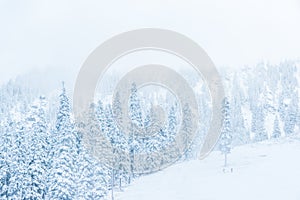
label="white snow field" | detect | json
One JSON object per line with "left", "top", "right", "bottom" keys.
{"left": 114, "top": 136, "right": 300, "bottom": 200}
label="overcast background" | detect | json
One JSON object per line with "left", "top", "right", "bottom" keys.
{"left": 0, "top": 0, "right": 299, "bottom": 84}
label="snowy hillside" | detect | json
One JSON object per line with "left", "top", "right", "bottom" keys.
{"left": 115, "top": 135, "right": 300, "bottom": 200}
{"left": 1, "top": 60, "right": 300, "bottom": 199}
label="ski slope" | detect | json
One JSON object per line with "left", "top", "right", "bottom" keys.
{"left": 114, "top": 136, "right": 300, "bottom": 200}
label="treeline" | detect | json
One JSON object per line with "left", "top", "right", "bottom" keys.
{"left": 0, "top": 82, "right": 184, "bottom": 199}
{"left": 0, "top": 60, "right": 299, "bottom": 199}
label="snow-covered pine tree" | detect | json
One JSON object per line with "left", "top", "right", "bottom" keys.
{"left": 219, "top": 97, "right": 232, "bottom": 167}
{"left": 23, "top": 96, "right": 49, "bottom": 199}
{"left": 143, "top": 111, "right": 152, "bottom": 135}
{"left": 251, "top": 107, "right": 268, "bottom": 142}
{"left": 80, "top": 103, "right": 113, "bottom": 197}
{"left": 278, "top": 94, "right": 287, "bottom": 124}
{"left": 284, "top": 92, "right": 298, "bottom": 135}
{"left": 182, "top": 103, "right": 193, "bottom": 160}
{"left": 167, "top": 105, "right": 177, "bottom": 140}
{"left": 129, "top": 83, "right": 143, "bottom": 128}
{"left": 272, "top": 116, "right": 281, "bottom": 138}
{"left": 297, "top": 108, "right": 300, "bottom": 132}
{"left": 103, "top": 104, "right": 120, "bottom": 196}
{"left": 231, "top": 74, "right": 249, "bottom": 145}
{"left": 144, "top": 105, "right": 163, "bottom": 138}
{"left": 112, "top": 133, "right": 130, "bottom": 191}
{"left": 113, "top": 92, "right": 123, "bottom": 126}
{"left": 47, "top": 83, "right": 78, "bottom": 199}
{"left": 9, "top": 120, "right": 29, "bottom": 199}
{"left": 96, "top": 100, "right": 107, "bottom": 133}
{"left": 76, "top": 150, "right": 109, "bottom": 199}
{"left": 104, "top": 105, "right": 130, "bottom": 190}
{"left": 76, "top": 104, "right": 111, "bottom": 199}
{"left": 128, "top": 83, "right": 143, "bottom": 180}
{"left": 0, "top": 118, "right": 14, "bottom": 199}
{"left": 141, "top": 106, "right": 163, "bottom": 173}
{"left": 84, "top": 103, "right": 112, "bottom": 167}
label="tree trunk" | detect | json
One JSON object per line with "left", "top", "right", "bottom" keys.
{"left": 111, "top": 169, "right": 114, "bottom": 200}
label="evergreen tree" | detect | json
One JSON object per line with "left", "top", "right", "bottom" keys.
{"left": 113, "top": 92, "right": 123, "bottom": 126}
{"left": 182, "top": 103, "right": 193, "bottom": 160}
{"left": 105, "top": 105, "right": 130, "bottom": 190}
{"left": 251, "top": 107, "right": 268, "bottom": 142}
{"left": 272, "top": 116, "right": 281, "bottom": 138}
{"left": 24, "top": 96, "right": 48, "bottom": 199}
{"left": 284, "top": 93, "right": 298, "bottom": 135}
{"left": 129, "top": 83, "right": 143, "bottom": 128}
{"left": 9, "top": 121, "right": 29, "bottom": 199}
{"left": 219, "top": 97, "right": 232, "bottom": 167}
{"left": 84, "top": 103, "right": 112, "bottom": 166}
{"left": 47, "top": 83, "right": 78, "bottom": 199}
{"left": 167, "top": 105, "right": 177, "bottom": 140}
{"left": 128, "top": 83, "right": 143, "bottom": 180}
{"left": 231, "top": 74, "right": 249, "bottom": 145}
{"left": 76, "top": 142, "right": 109, "bottom": 199}
{"left": 0, "top": 118, "right": 14, "bottom": 199}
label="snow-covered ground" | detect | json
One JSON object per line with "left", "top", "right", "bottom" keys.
{"left": 114, "top": 135, "right": 300, "bottom": 200}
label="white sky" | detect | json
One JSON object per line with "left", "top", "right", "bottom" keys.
{"left": 0, "top": 0, "right": 299, "bottom": 84}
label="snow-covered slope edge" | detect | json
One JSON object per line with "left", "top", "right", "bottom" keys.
{"left": 114, "top": 135, "right": 300, "bottom": 200}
